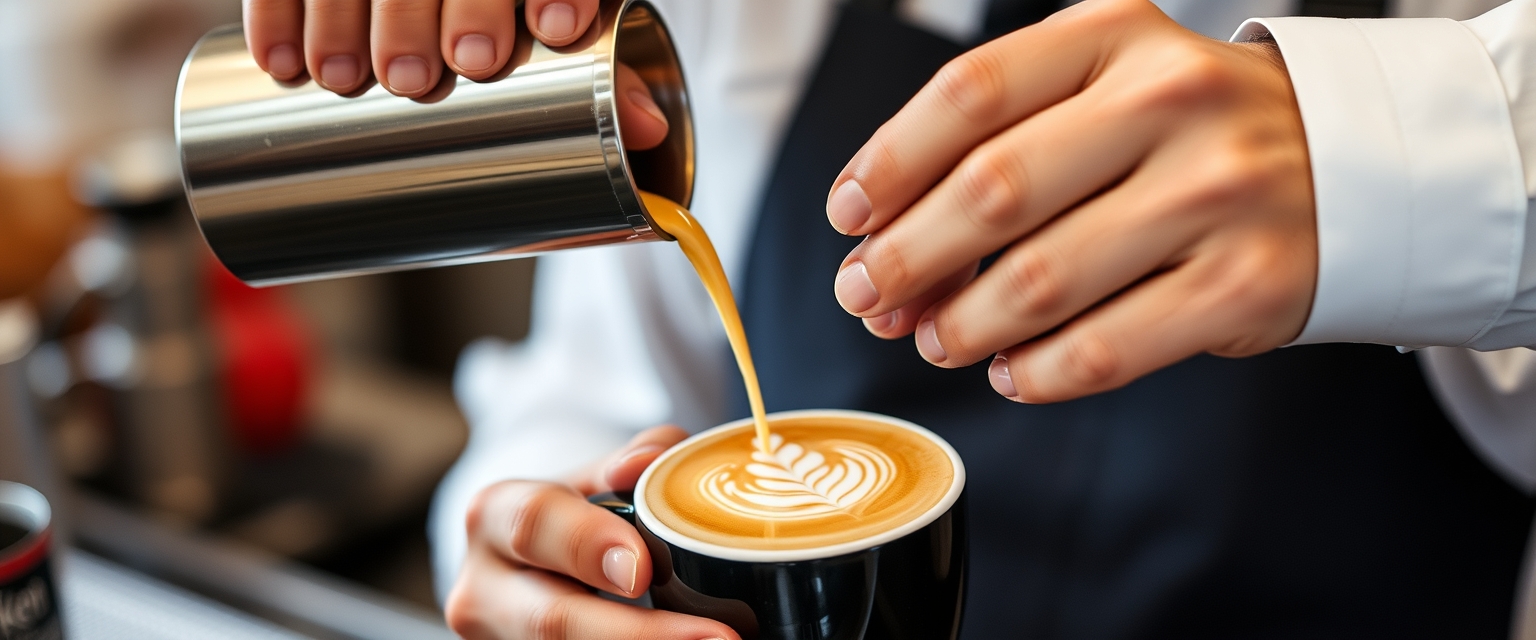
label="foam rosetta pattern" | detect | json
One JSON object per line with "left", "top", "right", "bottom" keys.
{"left": 644, "top": 414, "right": 956, "bottom": 551}
{"left": 701, "top": 434, "right": 895, "bottom": 520}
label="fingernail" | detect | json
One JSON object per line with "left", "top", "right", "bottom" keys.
{"left": 990, "top": 356, "right": 1018, "bottom": 398}
{"left": 538, "top": 2, "right": 578, "bottom": 40}
{"left": 863, "top": 310, "right": 899, "bottom": 334}
{"left": 916, "top": 319, "right": 947, "bottom": 363}
{"left": 453, "top": 34, "right": 496, "bottom": 72}
{"left": 386, "top": 56, "right": 430, "bottom": 94}
{"left": 827, "top": 180, "right": 871, "bottom": 235}
{"left": 627, "top": 89, "right": 668, "bottom": 125}
{"left": 319, "top": 55, "right": 359, "bottom": 90}
{"left": 603, "top": 546, "right": 638, "bottom": 595}
{"left": 266, "top": 44, "right": 300, "bottom": 78}
{"left": 834, "top": 262, "right": 879, "bottom": 314}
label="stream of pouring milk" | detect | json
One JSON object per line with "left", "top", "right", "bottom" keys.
{"left": 640, "top": 191, "right": 772, "bottom": 452}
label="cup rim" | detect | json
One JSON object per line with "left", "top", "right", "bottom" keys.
{"left": 634, "top": 409, "right": 966, "bottom": 563}
{"left": 0, "top": 482, "right": 52, "bottom": 584}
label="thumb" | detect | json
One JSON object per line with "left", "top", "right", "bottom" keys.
{"left": 571, "top": 425, "right": 689, "bottom": 495}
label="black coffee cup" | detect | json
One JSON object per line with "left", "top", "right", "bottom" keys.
{"left": 592, "top": 410, "right": 967, "bottom": 640}
{"left": 0, "top": 482, "right": 61, "bottom": 640}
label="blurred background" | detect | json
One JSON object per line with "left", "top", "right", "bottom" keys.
{"left": 0, "top": 0, "right": 535, "bottom": 635}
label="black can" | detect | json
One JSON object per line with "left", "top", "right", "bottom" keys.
{"left": 0, "top": 482, "right": 61, "bottom": 640}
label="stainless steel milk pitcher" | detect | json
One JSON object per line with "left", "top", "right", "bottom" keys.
{"left": 176, "top": 0, "right": 693, "bottom": 286}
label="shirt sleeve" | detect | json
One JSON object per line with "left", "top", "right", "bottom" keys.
{"left": 1235, "top": 1, "right": 1535, "bottom": 350}
{"left": 1233, "top": 3, "right": 1536, "bottom": 491}
{"left": 425, "top": 242, "right": 733, "bottom": 602}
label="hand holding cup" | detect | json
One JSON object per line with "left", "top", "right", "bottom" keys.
{"left": 445, "top": 426, "right": 740, "bottom": 640}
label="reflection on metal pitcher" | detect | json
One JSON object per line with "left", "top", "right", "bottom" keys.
{"left": 176, "top": 0, "right": 693, "bottom": 286}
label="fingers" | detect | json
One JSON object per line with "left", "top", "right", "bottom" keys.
{"left": 863, "top": 262, "right": 978, "bottom": 340}
{"left": 526, "top": 0, "right": 602, "bottom": 47}
{"left": 616, "top": 63, "right": 671, "bottom": 151}
{"left": 440, "top": 0, "right": 515, "bottom": 80}
{"left": 826, "top": 0, "right": 1167, "bottom": 236}
{"left": 995, "top": 266, "right": 1208, "bottom": 404}
{"left": 245, "top": 0, "right": 305, "bottom": 80}
{"left": 912, "top": 164, "right": 1210, "bottom": 367}
{"left": 470, "top": 480, "right": 652, "bottom": 598}
{"left": 304, "top": 0, "right": 372, "bottom": 94}
{"left": 835, "top": 79, "right": 1168, "bottom": 318}
{"left": 447, "top": 561, "right": 739, "bottom": 640}
{"left": 370, "top": 0, "right": 444, "bottom": 97}
{"left": 568, "top": 425, "right": 690, "bottom": 496}
{"left": 992, "top": 239, "right": 1305, "bottom": 403}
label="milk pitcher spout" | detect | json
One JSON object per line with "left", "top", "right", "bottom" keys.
{"left": 175, "top": 0, "right": 692, "bottom": 286}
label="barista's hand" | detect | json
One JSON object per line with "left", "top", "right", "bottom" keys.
{"left": 829, "top": 0, "right": 1315, "bottom": 403}
{"left": 445, "top": 426, "right": 739, "bottom": 640}
{"left": 242, "top": 0, "right": 669, "bottom": 149}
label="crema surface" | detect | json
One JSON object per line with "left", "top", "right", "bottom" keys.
{"left": 645, "top": 415, "right": 954, "bottom": 550}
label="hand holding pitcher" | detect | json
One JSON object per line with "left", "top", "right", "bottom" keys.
{"left": 243, "top": 0, "right": 669, "bottom": 149}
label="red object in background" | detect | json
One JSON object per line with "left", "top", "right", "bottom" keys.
{"left": 205, "top": 258, "right": 313, "bottom": 455}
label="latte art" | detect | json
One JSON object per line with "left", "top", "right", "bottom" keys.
{"left": 702, "top": 434, "right": 895, "bottom": 519}
{"left": 644, "top": 414, "right": 956, "bottom": 551}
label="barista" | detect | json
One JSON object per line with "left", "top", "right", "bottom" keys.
{"left": 248, "top": 0, "right": 1536, "bottom": 636}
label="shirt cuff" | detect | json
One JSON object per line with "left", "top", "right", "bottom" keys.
{"left": 1234, "top": 17, "right": 1529, "bottom": 348}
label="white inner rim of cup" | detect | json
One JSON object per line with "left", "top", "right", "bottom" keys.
{"left": 0, "top": 482, "right": 50, "bottom": 544}
{"left": 634, "top": 409, "right": 966, "bottom": 563}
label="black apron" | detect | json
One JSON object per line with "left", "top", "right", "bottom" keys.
{"left": 731, "top": 2, "right": 1535, "bottom": 637}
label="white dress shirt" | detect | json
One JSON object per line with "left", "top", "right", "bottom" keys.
{"left": 430, "top": 2, "right": 1536, "bottom": 632}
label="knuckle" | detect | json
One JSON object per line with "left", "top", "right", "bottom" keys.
{"left": 932, "top": 50, "right": 1009, "bottom": 121}
{"left": 1193, "top": 244, "right": 1307, "bottom": 358}
{"left": 505, "top": 485, "right": 559, "bottom": 561}
{"left": 844, "top": 120, "right": 908, "bottom": 194}
{"left": 852, "top": 133, "right": 906, "bottom": 187}
{"left": 1212, "top": 149, "right": 1276, "bottom": 197}
{"left": 464, "top": 480, "right": 517, "bottom": 542}
{"left": 464, "top": 495, "right": 490, "bottom": 539}
{"left": 864, "top": 239, "right": 913, "bottom": 295}
{"left": 564, "top": 514, "right": 604, "bottom": 568}
{"left": 1132, "top": 48, "right": 1236, "bottom": 111}
{"left": 308, "top": 0, "right": 364, "bottom": 14}
{"left": 955, "top": 149, "right": 1028, "bottom": 231}
{"left": 1000, "top": 250, "right": 1066, "bottom": 318}
{"left": 525, "top": 595, "right": 575, "bottom": 640}
{"left": 1060, "top": 331, "right": 1120, "bottom": 387}
{"left": 1166, "top": 144, "right": 1277, "bottom": 216}
{"left": 1053, "top": 0, "right": 1145, "bottom": 31}
{"left": 372, "top": 0, "right": 436, "bottom": 18}
{"left": 444, "top": 584, "right": 487, "bottom": 638}
{"left": 928, "top": 306, "right": 974, "bottom": 362}
{"left": 1225, "top": 243, "right": 1300, "bottom": 316}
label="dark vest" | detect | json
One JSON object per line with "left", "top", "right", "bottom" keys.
{"left": 732, "top": 3, "right": 1535, "bottom": 638}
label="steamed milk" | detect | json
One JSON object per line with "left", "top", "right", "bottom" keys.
{"left": 640, "top": 192, "right": 953, "bottom": 548}
{"left": 641, "top": 191, "right": 772, "bottom": 450}
{"left": 644, "top": 414, "right": 954, "bottom": 550}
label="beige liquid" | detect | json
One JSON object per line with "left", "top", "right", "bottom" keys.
{"left": 639, "top": 192, "right": 954, "bottom": 549}
{"left": 644, "top": 414, "right": 955, "bottom": 550}
{"left": 641, "top": 191, "right": 772, "bottom": 451}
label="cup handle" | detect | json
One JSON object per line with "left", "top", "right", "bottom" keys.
{"left": 588, "top": 492, "right": 637, "bottom": 526}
